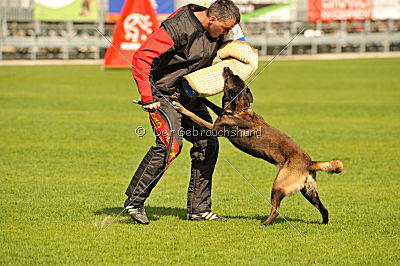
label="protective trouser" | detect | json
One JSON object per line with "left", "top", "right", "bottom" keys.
{"left": 125, "top": 96, "right": 219, "bottom": 214}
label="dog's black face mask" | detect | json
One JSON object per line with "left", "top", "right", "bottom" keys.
{"left": 222, "top": 67, "right": 253, "bottom": 111}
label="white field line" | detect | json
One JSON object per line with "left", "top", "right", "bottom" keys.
{"left": 1, "top": 52, "right": 400, "bottom": 66}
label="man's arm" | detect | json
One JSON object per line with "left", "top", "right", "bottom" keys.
{"left": 132, "top": 26, "right": 178, "bottom": 110}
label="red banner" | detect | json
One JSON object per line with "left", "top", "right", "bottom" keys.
{"left": 104, "top": 0, "right": 159, "bottom": 68}
{"left": 307, "top": 0, "right": 373, "bottom": 22}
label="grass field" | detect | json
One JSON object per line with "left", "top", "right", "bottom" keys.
{"left": 1, "top": 58, "right": 399, "bottom": 264}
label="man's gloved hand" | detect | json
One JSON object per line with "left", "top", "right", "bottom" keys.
{"left": 142, "top": 101, "right": 160, "bottom": 111}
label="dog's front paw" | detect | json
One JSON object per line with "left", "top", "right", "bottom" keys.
{"left": 172, "top": 101, "right": 185, "bottom": 113}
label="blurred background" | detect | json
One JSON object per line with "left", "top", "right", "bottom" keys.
{"left": 0, "top": 0, "right": 399, "bottom": 61}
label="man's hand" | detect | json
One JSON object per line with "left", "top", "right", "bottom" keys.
{"left": 142, "top": 101, "right": 161, "bottom": 111}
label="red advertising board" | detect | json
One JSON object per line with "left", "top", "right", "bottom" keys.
{"left": 307, "top": 0, "right": 373, "bottom": 22}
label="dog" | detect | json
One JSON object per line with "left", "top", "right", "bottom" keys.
{"left": 173, "top": 67, "right": 343, "bottom": 226}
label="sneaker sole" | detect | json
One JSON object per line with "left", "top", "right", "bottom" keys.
{"left": 130, "top": 215, "right": 150, "bottom": 225}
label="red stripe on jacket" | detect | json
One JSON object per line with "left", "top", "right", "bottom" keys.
{"left": 132, "top": 28, "right": 174, "bottom": 104}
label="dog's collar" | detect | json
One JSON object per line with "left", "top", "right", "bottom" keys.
{"left": 221, "top": 107, "right": 249, "bottom": 116}
{"left": 221, "top": 111, "right": 233, "bottom": 116}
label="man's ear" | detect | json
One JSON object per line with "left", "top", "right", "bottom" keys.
{"left": 208, "top": 15, "right": 217, "bottom": 24}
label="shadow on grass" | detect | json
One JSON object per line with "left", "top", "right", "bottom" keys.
{"left": 94, "top": 206, "right": 187, "bottom": 222}
{"left": 94, "top": 207, "right": 321, "bottom": 225}
{"left": 226, "top": 215, "right": 321, "bottom": 225}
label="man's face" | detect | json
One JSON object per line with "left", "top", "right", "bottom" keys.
{"left": 206, "top": 16, "right": 236, "bottom": 38}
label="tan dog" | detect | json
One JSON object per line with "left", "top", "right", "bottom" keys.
{"left": 173, "top": 67, "right": 343, "bottom": 225}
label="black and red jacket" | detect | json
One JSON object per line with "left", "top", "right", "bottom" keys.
{"left": 132, "top": 4, "right": 224, "bottom": 104}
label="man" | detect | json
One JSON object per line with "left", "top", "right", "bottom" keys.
{"left": 125, "top": 0, "right": 241, "bottom": 224}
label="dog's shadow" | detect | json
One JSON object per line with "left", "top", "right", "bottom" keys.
{"left": 94, "top": 206, "right": 320, "bottom": 225}
{"left": 225, "top": 215, "right": 321, "bottom": 225}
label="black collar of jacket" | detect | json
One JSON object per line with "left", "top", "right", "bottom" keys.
{"left": 186, "top": 4, "right": 207, "bottom": 33}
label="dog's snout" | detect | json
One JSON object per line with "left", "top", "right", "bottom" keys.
{"left": 223, "top": 67, "right": 233, "bottom": 76}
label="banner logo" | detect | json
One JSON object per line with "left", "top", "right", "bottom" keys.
{"left": 124, "top": 13, "right": 153, "bottom": 43}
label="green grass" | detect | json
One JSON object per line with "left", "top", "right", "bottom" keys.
{"left": 1, "top": 59, "right": 399, "bottom": 264}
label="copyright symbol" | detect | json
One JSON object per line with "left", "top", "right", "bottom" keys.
{"left": 135, "top": 126, "right": 146, "bottom": 137}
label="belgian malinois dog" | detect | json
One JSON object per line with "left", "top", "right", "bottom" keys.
{"left": 173, "top": 67, "right": 343, "bottom": 226}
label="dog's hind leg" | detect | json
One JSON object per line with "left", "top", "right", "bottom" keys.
{"left": 261, "top": 187, "right": 285, "bottom": 226}
{"left": 262, "top": 165, "right": 308, "bottom": 226}
{"left": 301, "top": 172, "right": 328, "bottom": 224}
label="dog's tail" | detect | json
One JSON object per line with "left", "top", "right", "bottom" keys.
{"left": 309, "top": 159, "right": 343, "bottom": 174}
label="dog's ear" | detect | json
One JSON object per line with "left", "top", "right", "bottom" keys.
{"left": 246, "top": 87, "right": 253, "bottom": 104}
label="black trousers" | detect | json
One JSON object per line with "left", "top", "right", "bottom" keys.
{"left": 125, "top": 96, "right": 219, "bottom": 214}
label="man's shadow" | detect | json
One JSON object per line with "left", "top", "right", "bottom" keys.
{"left": 94, "top": 206, "right": 320, "bottom": 225}
{"left": 94, "top": 206, "right": 187, "bottom": 223}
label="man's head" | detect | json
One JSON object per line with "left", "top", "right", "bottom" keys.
{"left": 205, "top": 0, "right": 240, "bottom": 38}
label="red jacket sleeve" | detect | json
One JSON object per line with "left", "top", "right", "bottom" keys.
{"left": 132, "top": 27, "right": 175, "bottom": 104}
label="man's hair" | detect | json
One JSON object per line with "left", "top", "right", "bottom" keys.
{"left": 207, "top": 0, "right": 240, "bottom": 24}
